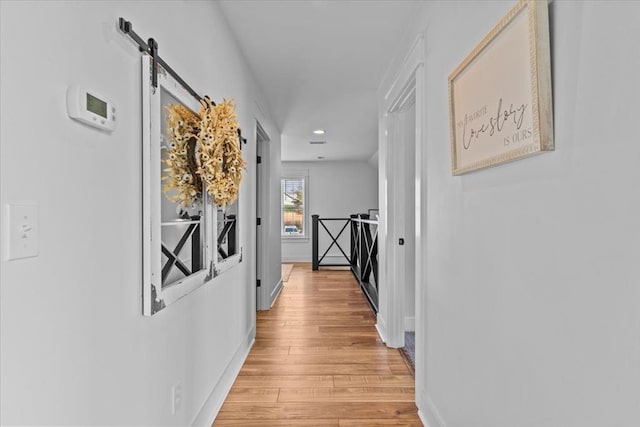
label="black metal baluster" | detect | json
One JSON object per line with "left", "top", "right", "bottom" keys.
{"left": 312, "top": 215, "right": 319, "bottom": 270}
{"left": 360, "top": 214, "right": 370, "bottom": 282}
{"left": 350, "top": 214, "right": 358, "bottom": 272}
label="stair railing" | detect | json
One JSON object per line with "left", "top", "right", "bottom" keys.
{"left": 312, "top": 213, "right": 379, "bottom": 312}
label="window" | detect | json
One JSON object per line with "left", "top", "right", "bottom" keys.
{"left": 217, "top": 202, "right": 238, "bottom": 262}
{"left": 281, "top": 177, "right": 306, "bottom": 238}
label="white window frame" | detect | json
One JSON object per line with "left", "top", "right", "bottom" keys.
{"left": 216, "top": 200, "right": 242, "bottom": 269}
{"left": 281, "top": 171, "right": 309, "bottom": 241}
{"left": 141, "top": 56, "right": 241, "bottom": 316}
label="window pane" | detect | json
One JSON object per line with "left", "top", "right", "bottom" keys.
{"left": 217, "top": 203, "right": 238, "bottom": 262}
{"left": 160, "top": 88, "right": 205, "bottom": 288}
{"left": 282, "top": 178, "right": 305, "bottom": 236}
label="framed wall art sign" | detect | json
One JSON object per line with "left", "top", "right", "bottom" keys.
{"left": 448, "top": 0, "right": 554, "bottom": 175}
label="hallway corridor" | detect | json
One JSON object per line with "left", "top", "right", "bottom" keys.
{"left": 214, "top": 264, "right": 421, "bottom": 426}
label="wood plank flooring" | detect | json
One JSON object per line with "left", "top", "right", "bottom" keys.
{"left": 213, "top": 263, "right": 421, "bottom": 427}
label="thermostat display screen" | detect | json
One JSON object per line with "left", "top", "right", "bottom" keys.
{"left": 87, "top": 93, "right": 107, "bottom": 118}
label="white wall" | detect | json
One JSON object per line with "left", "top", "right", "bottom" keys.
{"left": 0, "top": 1, "right": 280, "bottom": 425}
{"left": 281, "top": 161, "right": 378, "bottom": 262}
{"left": 380, "top": 1, "right": 640, "bottom": 426}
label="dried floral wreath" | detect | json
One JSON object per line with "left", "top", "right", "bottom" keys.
{"left": 162, "top": 104, "right": 202, "bottom": 208}
{"left": 163, "top": 97, "right": 245, "bottom": 209}
{"left": 196, "top": 97, "right": 245, "bottom": 206}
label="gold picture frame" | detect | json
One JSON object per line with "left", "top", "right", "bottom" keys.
{"left": 449, "top": 0, "right": 554, "bottom": 175}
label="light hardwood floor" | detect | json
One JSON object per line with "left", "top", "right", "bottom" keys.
{"left": 213, "top": 263, "right": 421, "bottom": 427}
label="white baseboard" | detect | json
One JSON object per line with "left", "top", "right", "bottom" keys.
{"left": 417, "top": 395, "right": 446, "bottom": 427}
{"left": 281, "top": 255, "right": 348, "bottom": 263}
{"left": 191, "top": 327, "right": 255, "bottom": 426}
{"left": 324, "top": 253, "right": 348, "bottom": 260}
{"left": 270, "top": 279, "right": 283, "bottom": 307}
{"left": 418, "top": 409, "right": 431, "bottom": 427}
{"left": 375, "top": 314, "right": 387, "bottom": 343}
{"left": 282, "top": 255, "right": 310, "bottom": 262}
{"left": 404, "top": 316, "right": 415, "bottom": 332}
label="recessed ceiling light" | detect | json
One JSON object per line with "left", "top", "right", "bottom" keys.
{"left": 313, "top": 129, "right": 325, "bottom": 135}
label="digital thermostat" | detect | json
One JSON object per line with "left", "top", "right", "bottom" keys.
{"left": 67, "top": 85, "right": 116, "bottom": 132}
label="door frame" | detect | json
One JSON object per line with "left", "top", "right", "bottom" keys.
{"left": 378, "top": 34, "right": 426, "bottom": 399}
{"left": 383, "top": 83, "right": 416, "bottom": 349}
{"left": 255, "top": 120, "right": 271, "bottom": 311}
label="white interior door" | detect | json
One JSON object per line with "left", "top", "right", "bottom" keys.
{"left": 379, "top": 37, "right": 425, "bottom": 355}
{"left": 386, "top": 90, "right": 416, "bottom": 347}
{"left": 399, "top": 99, "right": 416, "bottom": 334}
{"left": 379, "top": 35, "right": 427, "bottom": 412}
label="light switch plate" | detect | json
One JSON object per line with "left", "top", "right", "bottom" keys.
{"left": 5, "top": 202, "right": 39, "bottom": 261}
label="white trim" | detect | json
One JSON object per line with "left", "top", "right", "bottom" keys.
{"left": 380, "top": 32, "right": 430, "bottom": 416}
{"left": 375, "top": 314, "right": 388, "bottom": 343}
{"left": 413, "top": 41, "right": 428, "bottom": 413}
{"left": 215, "top": 252, "right": 242, "bottom": 276}
{"left": 418, "top": 396, "right": 447, "bottom": 427}
{"left": 384, "top": 35, "right": 425, "bottom": 103}
{"left": 419, "top": 408, "right": 444, "bottom": 427}
{"left": 281, "top": 173, "right": 309, "bottom": 239}
{"left": 281, "top": 236, "right": 310, "bottom": 242}
{"left": 255, "top": 119, "right": 270, "bottom": 312}
{"left": 380, "top": 35, "right": 425, "bottom": 348}
{"left": 190, "top": 328, "right": 255, "bottom": 427}
{"left": 270, "top": 279, "right": 284, "bottom": 308}
{"left": 404, "top": 316, "right": 415, "bottom": 332}
{"left": 281, "top": 169, "right": 309, "bottom": 178}
{"left": 281, "top": 255, "right": 310, "bottom": 263}
{"left": 418, "top": 410, "right": 431, "bottom": 427}
{"left": 141, "top": 56, "right": 152, "bottom": 316}
{"left": 322, "top": 254, "right": 349, "bottom": 261}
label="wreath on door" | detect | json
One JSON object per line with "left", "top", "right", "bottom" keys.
{"left": 196, "top": 97, "right": 245, "bottom": 206}
{"left": 163, "top": 97, "right": 245, "bottom": 208}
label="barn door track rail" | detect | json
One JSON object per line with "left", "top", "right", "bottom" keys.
{"left": 118, "top": 17, "right": 247, "bottom": 144}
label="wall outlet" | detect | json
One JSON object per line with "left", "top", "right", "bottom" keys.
{"left": 171, "top": 382, "right": 182, "bottom": 415}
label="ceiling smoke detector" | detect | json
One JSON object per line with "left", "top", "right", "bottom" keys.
{"left": 309, "top": 141, "right": 326, "bottom": 145}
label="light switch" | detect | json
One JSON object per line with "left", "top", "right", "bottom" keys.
{"left": 5, "top": 202, "right": 38, "bottom": 261}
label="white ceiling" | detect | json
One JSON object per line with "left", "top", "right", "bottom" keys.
{"left": 218, "top": 0, "right": 423, "bottom": 162}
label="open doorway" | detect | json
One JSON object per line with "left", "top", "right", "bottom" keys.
{"left": 385, "top": 85, "right": 416, "bottom": 350}
{"left": 378, "top": 35, "right": 426, "bottom": 410}
{"left": 395, "top": 95, "right": 417, "bottom": 366}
